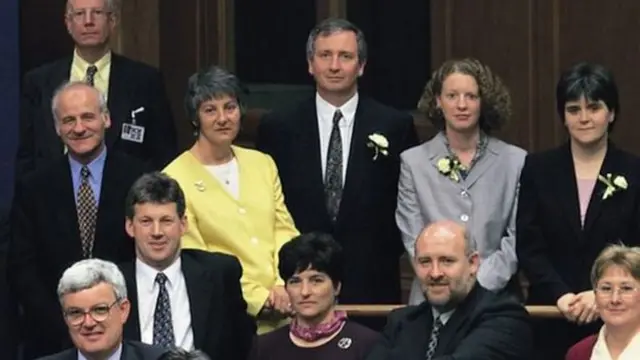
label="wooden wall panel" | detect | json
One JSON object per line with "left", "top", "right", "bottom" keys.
{"left": 117, "top": 0, "right": 159, "bottom": 67}
{"left": 431, "top": 0, "right": 640, "bottom": 154}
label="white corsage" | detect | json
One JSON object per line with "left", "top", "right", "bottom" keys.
{"left": 436, "top": 156, "right": 467, "bottom": 183}
{"left": 598, "top": 173, "right": 628, "bottom": 200}
{"left": 367, "top": 133, "right": 389, "bottom": 160}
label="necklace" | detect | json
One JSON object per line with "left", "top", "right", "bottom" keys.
{"left": 211, "top": 160, "right": 234, "bottom": 186}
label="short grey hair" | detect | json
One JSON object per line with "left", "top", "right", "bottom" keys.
{"left": 57, "top": 259, "right": 127, "bottom": 305}
{"left": 51, "top": 80, "right": 108, "bottom": 123}
{"left": 413, "top": 222, "right": 478, "bottom": 257}
{"left": 66, "top": 0, "right": 119, "bottom": 14}
{"left": 158, "top": 348, "right": 211, "bottom": 360}
{"left": 184, "top": 65, "right": 246, "bottom": 129}
{"left": 306, "top": 18, "right": 367, "bottom": 64}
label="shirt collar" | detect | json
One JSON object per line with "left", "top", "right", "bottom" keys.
{"left": 72, "top": 49, "right": 112, "bottom": 78}
{"left": 316, "top": 92, "right": 359, "bottom": 127}
{"left": 78, "top": 341, "right": 122, "bottom": 360}
{"left": 68, "top": 146, "right": 107, "bottom": 182}
{"left": 136, "top": 255, "right": 182, "bottom": 293}
{"left": 431, "top": 307, "right": 455, "bottom": 325}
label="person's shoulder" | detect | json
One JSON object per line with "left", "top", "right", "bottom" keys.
{"left": 489, "top": 137, "right": 527, "bottom": 159}
{"left": 162, "top": 151, "right": 194, "bottom": 178}
{"left": 261, "top": 97, "right": 315, "bottom": 124}
{"left": 565, "top": 334, "right": 597, "bottom": 360}
{"left": 474, "top": 286, "right": 529, "bottom": 317}
{"left": 360, "top": 96, "right": 413, "bottom": 124}
{"left": 182, "top": 248, "right": 240, "bottom": 271}
{"left": 24, "top": 57, "right": 71, "bottom": 81}
{"left": 342, "top": 321, "right": 381, "bottom": 344}
{"left": 124, "top": 340, "right": 168, "bottom": 358}
{"left": 34, "top": 347, "right": 75, "bottom": 360}
{"left": 255, "top": 325, "right": 290, "bottom": 350}
{"left": 18, "top": 157, "right": 68, "bottom": 190}
{"left": 113, "top": 53, "right": 161, "bottom": 76}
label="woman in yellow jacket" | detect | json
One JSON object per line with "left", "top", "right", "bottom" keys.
{"left": 164, "top": 65, "right": 299, "bottom": 333}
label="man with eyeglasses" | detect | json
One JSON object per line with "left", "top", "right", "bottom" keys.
{"left": 38, "top": 258, "right": 167, "bottom": 360}
{"left": 17, "top": 0, "right": 177, "bottom": 180}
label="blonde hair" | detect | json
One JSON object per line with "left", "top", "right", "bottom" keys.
{"left": 591, "top": 244, "right": 640, "bottom": 287}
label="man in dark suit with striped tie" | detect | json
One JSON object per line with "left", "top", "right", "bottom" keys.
{"left": 366, "top": 220, "right": 533, "bottom": 360}
{"left": 17, "top": 0, "right": 177, "bottom": 179}
{"left": 9, "top": 81, "right": 147, "bottom": 359}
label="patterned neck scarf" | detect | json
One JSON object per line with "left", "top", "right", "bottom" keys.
{"left": 443, "top": 131, "right": 488, "bottom": 180}
{"left": 289, "top": 310, "right": 348, "bottom": 342}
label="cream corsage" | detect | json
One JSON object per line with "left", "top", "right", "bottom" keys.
{"left": 436, "top": 156, "right": 467, "bottom": 182}
{"left": 598, "top": 173, "right": 628, "bottom": 200}
{"left": 367, "top": 133, "right": 389, "bottom": 160}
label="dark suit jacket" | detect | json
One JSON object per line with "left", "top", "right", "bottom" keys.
{"left": 516, "top": 142, "right": 640, "bottom": 305}
{"left": 36, "top": 340, "right": 167, "bottom": 360}
{"left": 121, "top": 249, "right": 256, "bottom": 360}
{"left": 9, "top": 150, "right": 148, "bottom": 359}
{"left": 18, "top": 53, "right": 177, "bottom": 177}
{"left": 366, "top": 284, "right": 533, "bottom": 360}
{"left": 256, "top": 95, "right": 419, "bottom": 306}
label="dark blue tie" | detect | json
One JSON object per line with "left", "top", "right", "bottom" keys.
{"left": 152, "top": 273, "right": 175, "bottom": 348}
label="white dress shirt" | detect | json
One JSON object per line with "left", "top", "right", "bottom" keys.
{"left": 136, "top": 257, "right": 194, "bottom": 351}
{"left": 316, "top": 92, "right": 359, "bottom": 183}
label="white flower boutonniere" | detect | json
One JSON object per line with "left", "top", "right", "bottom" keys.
{"left": 436, "top": 156, "right": 467, "bottom": 183}
{"left": 367, "top": 133, "right": 389, "bottom": 160}
{"left": 194, "top": 180, "right": 206, "bottom": 192}
{"left": 598, "top": 173, "right": 628, "bottom": 200}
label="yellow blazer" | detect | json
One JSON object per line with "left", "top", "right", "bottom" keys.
{"left": 163, "top": 146, "right": 299, "bottom": 333}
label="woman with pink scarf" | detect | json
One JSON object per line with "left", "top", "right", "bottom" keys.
{"left": 250, "top": 232, "right": 380, "bottom": 360}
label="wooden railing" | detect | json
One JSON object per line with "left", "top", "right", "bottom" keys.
{"left": 336, "top": 305, "right": 562, "bottom": 318}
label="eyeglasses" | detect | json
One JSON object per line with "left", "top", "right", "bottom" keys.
{"left": 63, "top": 300, "right": 119, "bottom": 326}
{"left": 67, "top": 8, "right": 112, "bottom": 23}
{"left": 595, "top": 285, "right": 640, "bottom": 299}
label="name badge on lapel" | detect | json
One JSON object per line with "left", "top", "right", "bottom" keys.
{"left": 121, "top": 107, "right": 145, "bottom": 143}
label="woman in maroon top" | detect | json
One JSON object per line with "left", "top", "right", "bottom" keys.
{"left": 250, "top": 232, "right": 380, "bottom": 360}
{"left": 566, "top": 244, "right": 640, "bottom": 360}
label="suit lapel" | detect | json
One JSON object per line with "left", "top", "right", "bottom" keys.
{"left": 583, "top": 143, "right": 620, "bottom": 233}
{"left": 336, "top": 98, "right": 374, "bottom": 225}
{"left": 462, "top": 138, "right": 500, "bottom": 189}
{"left": 295, "top": 99, "right": 331, "bottom": 223}
{"left": 53, "top": 157, "right": 83, "bottom": 259}
{"left": 426, "top": 133, "right": 466, "bottom": 192}
{"left": 556, "top": 144, "right": 583, "bottom": 235}
{"left": 47, "top": 58, "right": 74, "bottom": 155}
{"left": 105, "top": 54, "right": 131, "bottom": 148}
{"left": 400, "top": 304, "right": 432, "bottom": 360}
{"left": 121, "top": 262, "right": 141, "bottom": 341}
{"left": 182, "top": 254, "right": 215, "bottom": 348}
{"left": 93, "top": 151, "right": 119, "bottom": 255}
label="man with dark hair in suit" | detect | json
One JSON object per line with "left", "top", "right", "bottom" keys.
{"left": 119, "top": 172, "right": 255, "bottom": 360}
{"left": 38, "top": 258, "right": 167, "bottom": 360}
{"left": 256, "top": 17, "right": 419, "bottom": 330}
{"left": 367, "top": 220, "right": 532, "bottom": 360}
{"left": 17, "top": 0, "right": 177, "bottom": 178}
{"left": 9, "top": 81, "right": 148, "bottom": 359}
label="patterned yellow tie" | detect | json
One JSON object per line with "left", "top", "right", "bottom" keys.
{"left": 77, "top": 166, "right": 97, "bottom": 258}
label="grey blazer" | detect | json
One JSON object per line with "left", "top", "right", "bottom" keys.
{"left": 396, "top": 132, "right": 526, "bottom": 304}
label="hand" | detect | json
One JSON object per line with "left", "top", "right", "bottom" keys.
{"left": 556, "top": 293, "right": 580, "bottom": 322}
{"left": 268, "top": 285, "right": 292, "bottom": 315}
{"left": 572, "top": 290, "right": 599, "bottom": 325}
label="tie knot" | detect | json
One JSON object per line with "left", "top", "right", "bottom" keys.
{"left": 155, "top": 272, "right": 168, "bottom": 286}
{"left": 86, "top": 65, "right": 98, "bottom": 77}
{"left": 433, "top": 316, "right": 443, "bottom": 329}
{"left": 332, "top": 110, "right": 343, "bottom": 126}
{"left": 80, "top": 166, "right": 91, "bottom": 179}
